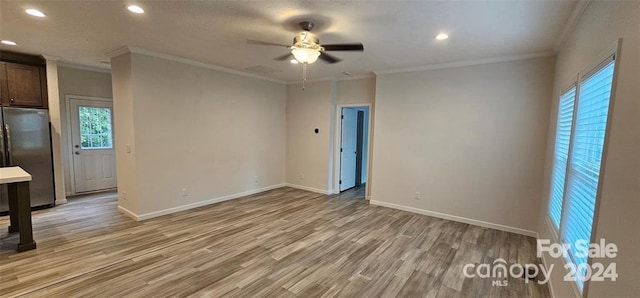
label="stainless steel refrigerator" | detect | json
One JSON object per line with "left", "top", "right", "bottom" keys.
{"left": 0, "top": 107, "right": 55, "bottom": 214}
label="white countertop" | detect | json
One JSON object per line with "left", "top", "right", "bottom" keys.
{"left": 0, "top": 166, "right": 32, "bottom": 184}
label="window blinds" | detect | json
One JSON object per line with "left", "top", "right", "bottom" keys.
{"left": 548, "top": 87, "right": 576, "bottom": 229}
{"left": 560, "top": 58, "right": 615, "bottom": 290}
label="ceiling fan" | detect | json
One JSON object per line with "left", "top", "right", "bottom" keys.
{"left": 248, "top": 21, "right": 364, "bottom": 64}
{"left": 248, "top": 21, "right": 364, "bottom": 88}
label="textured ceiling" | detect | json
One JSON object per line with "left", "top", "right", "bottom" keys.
{"left": 0, "top": 1, "right": 577, "bottom": 81}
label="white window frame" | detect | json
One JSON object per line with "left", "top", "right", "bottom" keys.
{"left": 546, "top": 39, "right": 621, "bottom": 297}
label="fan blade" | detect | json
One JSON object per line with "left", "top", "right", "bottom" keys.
{"left": 274, "top": 53, "right": 294, "bottom": 61}
{"left": 322, "top": 43, "right": 364, "bottom": 51}
{"left": 319, "top": 52, "right": 342, "bottom": 64}
{"left": 247, "top": 40, "right": 290, "bottom": 48}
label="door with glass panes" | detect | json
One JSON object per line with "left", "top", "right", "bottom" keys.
{"left": 70, "top": 98, "right": 117, "bottom": 193}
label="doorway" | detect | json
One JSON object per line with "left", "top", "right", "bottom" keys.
{"left": 68, "top": 97, "right": 117, "bottom": 193}
{"left": 338, "top": 106, "right": 370, "bottom": 193}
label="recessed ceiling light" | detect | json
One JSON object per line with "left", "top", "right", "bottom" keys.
{"left": 127, "top": 5, "right": 145, "bottom": 14}
{"left": 290, "top": 59, "right": 299, "bottom": 64}
{"left": 1, "top": 40, "right": 17, "bottom": 46}
{"left": 435, "top": 33, "right": 449, "bottom": 40}
{"left": 25, "top": 8, "right": 46, "bottom": 17}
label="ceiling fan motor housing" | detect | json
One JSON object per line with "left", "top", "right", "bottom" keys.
{"left": 299, "top": 21, "right": 315, "bottom": 31}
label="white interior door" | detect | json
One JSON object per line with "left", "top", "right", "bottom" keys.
{"left": 340, "top": 108, "right": 357, "bottom": 191}
{"left": 70, "top": 98, "right": 117, "bottom": 193}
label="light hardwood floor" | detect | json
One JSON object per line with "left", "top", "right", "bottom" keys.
{"left": 0, "top": 187, "right": 550, "bottom": 297}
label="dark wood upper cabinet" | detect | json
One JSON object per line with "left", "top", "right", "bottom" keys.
{"left": 3, "top": 63, "right": 44, "bottom": 107}
{"left": 0, "top": 51, "right": 48, "bottom": 108}
{"left": 0, "top": 63, "right": 7, "bottom": 103}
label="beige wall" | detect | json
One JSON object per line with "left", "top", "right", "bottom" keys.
{"left": 111, "top": 51, "right": 286, "bottom": 217}
{"left": 110, "top": 54, "right": 139, "bottom": 213}
{"left": 536, "top": 2, "right": 640, "bottom": 297}
{"left": 371, "top": 57, "right": 555, "bottom": 234}
{"left": 336, "top": 77, "right": 376, "bottom": 104}
{"left": 57, "top": 66, "right": 113, "bottom": 195}
{"left": 285, "top": 77, "right": 376, "bottom": 194}
{"left": 286, "top": 81, "right": 334, "bottom": 193}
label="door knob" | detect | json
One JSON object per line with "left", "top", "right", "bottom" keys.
{"left": 74, "top": 144, "right": 80, "bottom": 148}
{"left": 75, "top": 151, "right": 80, "bottom": 155}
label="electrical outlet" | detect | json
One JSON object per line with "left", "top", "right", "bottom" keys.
{"left": 182, "top": 188, "right": 189, "bottom": 197}
{"left": 414, "top": 192, "right": 421, "bottom": 200}
{"left": 253, "top": 175, "right": 259, "bottom": 184}
{"left": 300, "top": 173, "right": 305, "bottom": 180}
{"left": 122, "top": 191, "right": 127, "bottom": 201}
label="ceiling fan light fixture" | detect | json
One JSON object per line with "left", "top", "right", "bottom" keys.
{"left": 290, "top": 59, "right": 299, "bottom": 64}
{"left": 291, "top": 47, "right": 321, "bottom": 64}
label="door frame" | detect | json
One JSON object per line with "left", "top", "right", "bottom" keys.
{"left": 355, "top": 110, "right": 365, "bottom": 187}
{"left": 64, "top": 95, "right": 114, "bottom": 196}
{"left": 333, "top": 103, "right": 372, "bottom": 199}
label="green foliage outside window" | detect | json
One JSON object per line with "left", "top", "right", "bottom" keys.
{"left": 79, "top": 107, "right": 113, "bottom": 149}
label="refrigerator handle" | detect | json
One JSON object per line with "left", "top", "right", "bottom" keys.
{"left": 5, "top": 124, "right": 11, "bottom": 166}
{"left": 0, "top": 126, "right": 4, "bottom": 167}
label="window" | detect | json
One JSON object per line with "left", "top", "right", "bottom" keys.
{"left": 548, "top": 86, "right": 575, "bottom": 229}
{"left": 79, "top": 106, "right": 114, "bottom": 149}
{"left": 548, "top": 55, "right": 616, "bottom": 291}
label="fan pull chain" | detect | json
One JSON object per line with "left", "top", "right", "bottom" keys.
{"left": 302, "top": 62, "right": 308, "bottom": 90}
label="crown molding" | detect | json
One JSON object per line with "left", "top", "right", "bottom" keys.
{"left": 105, "top": 46, "right": 286, "bottom": 84}
{"left": 41, "top": 54, "right": 60, "bottom": 61}
{"left": 553, "top": 0, "right": 591, "bottom": 51}
{"left": 57, "top": 61, "right": 111, "bottom": 74}
{"left": 105, "top": 46, "right": 131, "bottom": 59}
{"left": 373, "top": 51, "right": 555, "bottom": 75}
{"left": 287, "top": 73, "right": 375, "bottom": 85}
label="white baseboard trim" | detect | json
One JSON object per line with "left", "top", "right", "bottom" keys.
{"left": 540, "top": 247, "right": 557, "bottom": 298}
{"left": 55, "top": 198, "right": 68, "bottom": 205}
{"left": 117, "top": 205, "right": 138, "bottom": 220}
{"left": 369, "top": 200, "right": 537, "bottom": 237}
{"left": 117, "top": 183, "right": 287, "bottom": 221}
{"left": 285, "top": 183, "right": 330, "bottom": 195}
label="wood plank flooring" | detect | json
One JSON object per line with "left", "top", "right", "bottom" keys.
{"left": 0, "top": 187, "right": 550, "bottom": 297}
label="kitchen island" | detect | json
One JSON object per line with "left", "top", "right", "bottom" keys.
{"left": 1, "top": 166, "right": 36, "bottom": 252}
